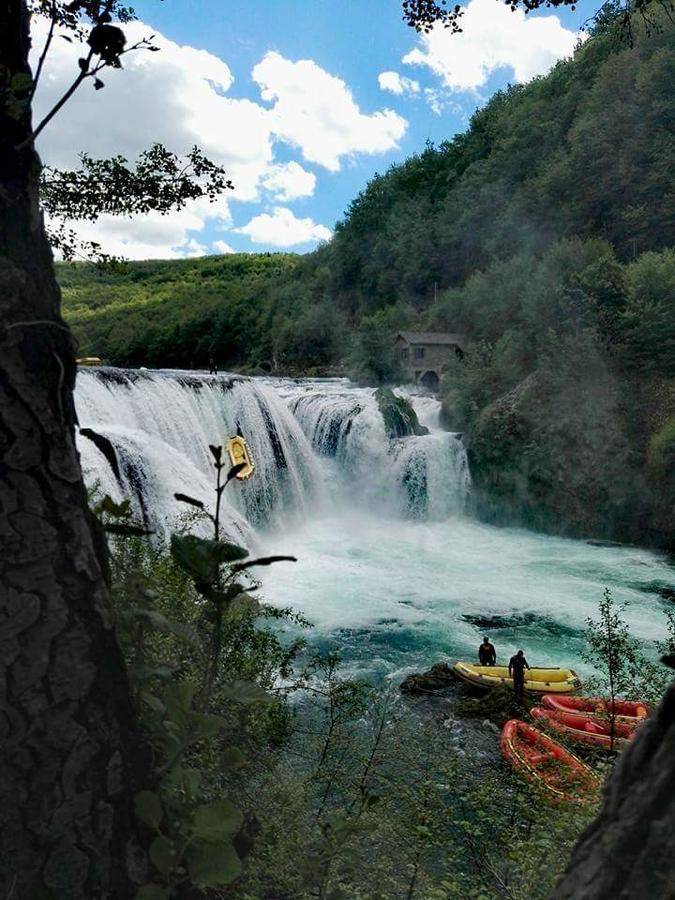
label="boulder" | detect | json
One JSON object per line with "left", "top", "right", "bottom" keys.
{"left": 400, "top": 662, "right": 455, "bottom": 694}
{"left": 375, "top": 387, "right": 429, "bottom": 438}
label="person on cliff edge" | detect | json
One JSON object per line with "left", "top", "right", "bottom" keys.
{"left": 509, "top": 650, "right": 530, "bottom": 699}
{"left": 478, "top": 637, "right": 496, "bottom": 666}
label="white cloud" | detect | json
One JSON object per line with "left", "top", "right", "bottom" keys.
{"left": 253, "top": 51, "right": 407, "bottom": 172}
{"left": 403, "top": 0, "right": 580, "bottom": 95}
{"left": 235, "top": 207, "right": 331, "bottom": 247}
{"left": 31, "top": 22, "right": 404, "bottom": 257}
{"left": 262, "top": 161, "right": 316, "bottom": 201}
{"left": 378, "top": 71, "right": 420, "bottom": 96}
{"left": 213, "top": 240, "right": 237, "bottom": 254}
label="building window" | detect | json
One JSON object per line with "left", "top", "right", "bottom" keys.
{"left": 414, "top": 347, "right": 425, "bottom": 360}
{"left": 401, "top": 348, "right": 409, "bottom": 360}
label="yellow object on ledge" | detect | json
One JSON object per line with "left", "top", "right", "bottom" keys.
{"left": 452, "top": 661, "right": 581, "bottom": 694}
{"left": 76, "top": 357, "right": 102, "bottom": 366}
{"left": 226, "top": 435, "right": 256, "bottom": 480}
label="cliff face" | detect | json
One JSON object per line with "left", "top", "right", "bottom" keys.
{"left": 467, "top": 367, "right": 675, "bottom": 550}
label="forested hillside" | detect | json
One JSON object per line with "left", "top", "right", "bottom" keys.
{"left": 61, "top": 253, "right": 298, "bottom": 369}
{"left": 62, "top": 9, "right": 675, "bottom": 547}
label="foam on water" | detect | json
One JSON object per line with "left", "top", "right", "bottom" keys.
{"left": 75, "top": 368, "right": 674, "bottom": 684}
{"left": 259, "top": 512, "right": 674, "bottom": 682}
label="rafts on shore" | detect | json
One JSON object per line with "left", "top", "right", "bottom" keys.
{"left": 452, "top": 662, "right": 581, "bottom": 694}
{"left": 541, "top": 694, "right": 648, "bottom": 720}
{"left": 531, "top": 707, "right": 636, "bottom": 752}
{"left": 501, "top": 720, "right": 601, "bottom": 804}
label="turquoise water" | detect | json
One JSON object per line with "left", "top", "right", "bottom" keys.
{"left": 259, "top": 510, "right": 675, "bottom": 685}
{"left": 75, "top": 368, "right": 675, "bottom": 691}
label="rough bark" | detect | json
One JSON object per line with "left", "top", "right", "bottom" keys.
{"left": 0, "top": 4, "right": 150, "bottom": 897}
{"left": 553, "top": 680, "right": 675, "bottom": 899}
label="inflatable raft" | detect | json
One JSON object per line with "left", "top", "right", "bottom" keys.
{"left": 452, "top": 662, "right": 581, "bottom": 694}
{"left": 541, "top": 694, "right": 648, "bottom": 720}
{"left": 226, "top": 435, "right": 256, "bottom": 480}
{"left": 531, "top": 707, "right": 635, "bottom": 752}
{"left": 76, "top": 357, "right": 102, "bottom": 366}
{"left": 501, "top": 720, "right": 600, "bottom": 804}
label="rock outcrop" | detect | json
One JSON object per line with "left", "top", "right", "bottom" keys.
{"left": 400, "top": 662, "right": 455, "bottom": 694}
{"left": 375, "top": 388, "right": 429, "bottom": 439}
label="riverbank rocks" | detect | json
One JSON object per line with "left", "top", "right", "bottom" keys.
{"left": 400, "top": 662, "right": 455, "bottom": 694}
{"left": 375, "top": 388, "right": 429, "bottom": 439}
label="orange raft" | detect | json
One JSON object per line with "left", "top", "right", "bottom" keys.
{"left": 541, "top": 694, "right": 648, "bottom": 721}
{"left": 501, "top": 720, "right": 601, "bottom": 804}
{"left": 530, "top": 707, "right": 636, "bottom": 752}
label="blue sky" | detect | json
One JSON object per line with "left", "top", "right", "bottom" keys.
{"left": 33, "top": 0, "right": 597, "bottom": 258}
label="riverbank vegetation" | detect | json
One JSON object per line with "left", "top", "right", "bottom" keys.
{"left": 61, "top": 8, "right": 675, "bottom": 548}
{"left": 100, "top": 454, "right": 675, "bottom": 899}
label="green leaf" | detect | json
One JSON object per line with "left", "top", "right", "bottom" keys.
{"left": 105, "top": 523, "right": 154, "bottom": 537}
{"left": 130, "top": 607, "right": 198, "bottom": 645}
{"left": 96, "top": 495, "right": 131, "bottom": 518}
{"left": 187, "top": 711, "right": 226, "bottom": 740}
{"left": 149, "top": 835, "right": 177, "bottom": 876}
{"left": 221, "top": 680, "right": 270, "bottom": 705}
{"left": 10, "top": 72, "right": 32, "bottom": 91}
{"left": 141, "top": 692, "right": 166, "bottom": 715}
{"left": 193, "top": 799, "right": 243, "bottom": 842}
{"left": 231, "top": 555, "right": 297, "bottom": 573}
{"left": 134, "top": 791, "right": 163, "bottom": 829}
{"left": 226, "top": 593, "right": 260, "bottom": 621}
{"left": 136, "top": 885, "right": 169, "bottom": 900}
{"left": 221, "top": 747, "right": 246, "bottom": 771}
{"left": 174, "top": 492, "right": 205, "bottom": 509}
{"left": 170, "top": 534, "right": 248, "bottom": 582}
{"left": 186, "top": 841, "right": 241, "bottom": 887}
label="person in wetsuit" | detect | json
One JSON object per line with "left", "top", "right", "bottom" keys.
{"left": 478, "top": 637, "right": 496, "bottom": 666}
{"left": 509, "top": 650, "right": 530, "bottom": 699}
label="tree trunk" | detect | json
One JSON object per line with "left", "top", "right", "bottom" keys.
{"left": 0, "top": 4, "right": 150, "bottom": 897}
{"left": 553, "top": 680, "right": 675, "bottom": 899}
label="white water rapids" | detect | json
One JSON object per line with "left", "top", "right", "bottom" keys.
{"left": 75, "top": 368, "right": 674, "bottom": 683}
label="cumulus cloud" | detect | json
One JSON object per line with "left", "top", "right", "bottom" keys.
{"left": 31, "top": 22, "right": 403, "bottom": 256}
{"left": 213, "top": 240, "right": 237, "bottom": 254}
{"left": 253, "top": 51, "right": 407, "bottom": 172}
{"left": 403, "top": 0, "right": 581, "bottom": 95}
{"left": 378, "top": 71, "right": 420, "bottom": 96}
{"left": 262, "top": 161, "right": 316, "bottom": 201}
{"left": 235, "top": 207, "right": 331, "bottom": 247}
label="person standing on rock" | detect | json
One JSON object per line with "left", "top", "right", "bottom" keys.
{"left": 479, "top": 636, "right": 497, "bottom": 666}
{"left": 509, "top": 649, "right": 530, "bottom": 699}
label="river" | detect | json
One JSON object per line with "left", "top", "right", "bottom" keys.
{"left": 75, "top": 368, "right": 674, "bottom": 684}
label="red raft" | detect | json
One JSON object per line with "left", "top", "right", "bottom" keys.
{"left": 541, "top": 694, "right": 648, "bottom": 721}
{"left": 501, "top": 720, "right": 601, "bottom": 804}
{"left": 531, "top": 707, "right": 635, "bottom": 752}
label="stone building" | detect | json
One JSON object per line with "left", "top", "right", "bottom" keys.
{"left": 394, "top": 331, "right": 465, "bottom": 391}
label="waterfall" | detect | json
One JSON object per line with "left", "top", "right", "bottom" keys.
{"left": 76, "top": 368, "right": 321, "bottom": 542}
{"left": 273, "top": 378, "right": 471, "bottom": 519}
{"left": 75, "top": 370, "right": 470, "bottom": 540}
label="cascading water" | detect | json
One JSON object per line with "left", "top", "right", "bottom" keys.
{"left": 75, "top": 368, "right": 322, "bottom": 541}
{"left": 273, "top": 378, "right": 471, "bottom": 518}
{"left": 75, "top": 368, "right": 674, "bottom": 684}
{"left": 76, "top": 370, "right": 473, "bottom": 538}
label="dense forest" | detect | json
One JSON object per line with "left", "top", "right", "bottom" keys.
{"left": 62, "top": 9, "right": 675, "bottom": 548}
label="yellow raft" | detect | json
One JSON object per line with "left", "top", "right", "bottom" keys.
{"left": 76, "top": 357, "right": 102, "bottom": 366}
{"left": 226, "top": 435, "right": 256, "bottom": 480}
{"left": 452, "top": 662, "right": 581, "bottom": 695}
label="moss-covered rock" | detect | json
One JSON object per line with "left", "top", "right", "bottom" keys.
{"left": 399, "top": 662, "right": 455, "bottom": 694}
{"left": 375, "top": 387, "right": 429, "bottom": 439}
